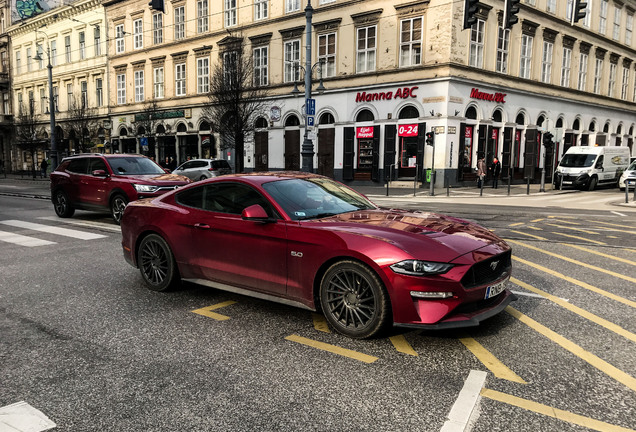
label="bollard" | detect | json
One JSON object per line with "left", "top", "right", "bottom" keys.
{"left": 626, "top": 182, "right": 630, "bottom": 204}
{"left": 414, "top": 164, "right": 418, "bottom": 197}
{"left": 527, "top": 177, "right": 530, "bottom": 195}
{"left": 539, "top": 168, "right": 545, "bottom": 193}
{"left": 480, "top": 177, "right": 484, "bottom": 196}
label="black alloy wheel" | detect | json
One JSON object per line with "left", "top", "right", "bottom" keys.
{"left": 53, "top": 190, "right": 75, "bottom": 218}
{"left": 137, "top": 234, "right": 179, "bottom": 292}
{"left": 110, "top": 194, "right": 128, "bottom": 224}
{"left": 319, "top": 260, "right": 390, "bottom": 339}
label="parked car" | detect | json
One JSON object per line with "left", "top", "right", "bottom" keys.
{"left": 172, "top": 158, "right": 233, "bottom": 181}
{"left": 50, "top": 153, "right": 191, "bottom": 224}
{"left": 619, "top": 159, "right": 636, "bottom": 191}
{"left": 120, "top": 172, "right": 514, "bottom": 339}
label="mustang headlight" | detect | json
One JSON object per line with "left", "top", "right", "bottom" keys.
{"left": 390, "top": 260, "right": 454, "bottom": 276}
{"left": 134, "top": 184, "right": 158, "bottom": 193}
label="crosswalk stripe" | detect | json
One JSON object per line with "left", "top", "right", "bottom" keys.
{"left": 38, "top": 216, "right": 121, "bottom": 232}
{"left": 0, "top": 230, "right": 56, "bottom": 247}
{"left": 0, "top": 220, "right": 107, "bottom": 240}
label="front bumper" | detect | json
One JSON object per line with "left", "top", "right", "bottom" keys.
{"left": 553, "top": 172, "right": 590, "bottom": 188}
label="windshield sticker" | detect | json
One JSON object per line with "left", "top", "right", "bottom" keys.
{"left": 295, "top": 212, "right": 306, "bottom": 217}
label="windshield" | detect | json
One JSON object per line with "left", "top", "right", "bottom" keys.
{"left": 628, "top": 160, "right": 636, "bottom": 171}
{"left": 107, "top": 157, "right": 166, "bottom": 175}
{"left": 263, "top": 177, "right": 377, "bottom": 221}
{"left": 559, "top": 153, "right": 597, "bottom": 168}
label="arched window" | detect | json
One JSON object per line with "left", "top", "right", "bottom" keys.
{"left": 398, "top": 105, "right": 419, "bottom": 119}
{"left": 199, "top": 121, "right": 211, "bottom": 131}
{"left": 465, "top": 106, "right": 477, "bottom": 120}
{"left": 120, "top": 127, "right": 128, "bottom": 136}
{"left": 589, "top": 121, "right": 596, "bottom": 132}
{"left": 137, "top": 126, "right": 145, "bottom": 136}
{"left": 556, "top": 118, "right": 563, "bottom": 128}
{"left": 537, "top": 115, "right": 545, "bottom": 127}
{"left": 617, "top": 124, "right": 622, "bottom": 134}
{"left": 156, "top": 125, "right": 166, "bottom": 134}
{"left": 492, "top": 109, "right": 503, "bottom": 122}
{"left": 356, "top": 109, "right": 374, "bottom": 122}
{"left": 319, "top": 112, "right": 335, "bottom": 124}
{"left": 603, "top": 122, "right": 610, "bottom": 133}
{"left": 177, "top": 123, "right": 187, "bottom": 133}
{"left": 255, "top": 117, "right": 268, "bottom": 129}
{"left": 285, "top": 115, "right": 300, "bottom": 127}
{"left": 573, "top": 119, "right": 580, "bottom": 130}
{"left": 515, "top": 113, "right": 525, "bottom": 125}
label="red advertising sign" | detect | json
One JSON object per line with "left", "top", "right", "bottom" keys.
{"left": 356, "top": 127, "right": 374, "bottom": 139}
{"left": 398, "top": 124, "right": 418, "bottom": 137}
{"left": 465, "top": 127, "right": 473, "bottom": 139}
{"left": 491, "top": 128, "right": 498, "bottom": 140}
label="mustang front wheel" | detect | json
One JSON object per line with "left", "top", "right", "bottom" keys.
{"left": 319, "top": 260, "right": 390, "bottom": 339}
{"left": 138, "top": 234, "right": 179, "bottom": 292}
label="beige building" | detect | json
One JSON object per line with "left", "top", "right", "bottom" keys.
{"left": 9, "top": 0, "right": 635, "bottom": 184}
{"left": 0, "top": 0, "right": 11, "bottom": 171}
{"left": 8, "top": 0, "right": 109, "bottom": 172}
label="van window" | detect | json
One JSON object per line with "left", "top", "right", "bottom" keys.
{"left": 560, "top": 154, "right": 596, "bottom": 168}
{"left": 594, "top": 156, "right": 604, "bottom": 169}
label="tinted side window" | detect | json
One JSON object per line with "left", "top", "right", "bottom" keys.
{"left": 67, "top": 158, "right": 89, "bottom": 174}
{"left": 177, "top": 182, "right": 276, "bottom": 217}
{"left": 90, "top": 158, "right": 108, "bottom": 173}
{"left": 180, "top": 161, "right": 194, "bottom": 170}
{"left": 176, "top": 186, "right": 204, "bottom": 208}
{"left": 212, "top": 160, "right": 231, "bottom": 169}
{"left": 191, "top": 161, "right": 207, "bottom": 169}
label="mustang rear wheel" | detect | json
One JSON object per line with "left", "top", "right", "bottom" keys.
{"left": 53, "top": 190, "right": 75, "bottom": 218}
{"left": 319, "top": 260, "right": 390, "bottom": 339}
{"left": 138, "top": 234, "right": 179, "bottom": 292}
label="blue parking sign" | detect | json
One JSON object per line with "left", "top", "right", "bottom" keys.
{"left": 307, "top": 116, "right": 315, "bottom": 126}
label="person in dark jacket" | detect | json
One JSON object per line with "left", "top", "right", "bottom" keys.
{"left": 40, "top": 158, "right": 48, "bottom": 178}
{"left": 489, "top": 157, "right": 502, "bottom": 189}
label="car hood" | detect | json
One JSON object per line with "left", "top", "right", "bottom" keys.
{"left": 114, "top": 173, "right": 191, "bottom": 184}
{"left": 310, "top": 209, "right": 505, "bottom": 261}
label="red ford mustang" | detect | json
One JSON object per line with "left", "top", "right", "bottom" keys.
{"left": 121, "top": 172, "right": 514, "bottom": 338}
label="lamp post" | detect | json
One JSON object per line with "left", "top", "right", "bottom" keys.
{"left": 34, "top": 34, "right": 57, "bottom": 171}
{"left": 301, "top": 0, "right": 314, "bottom": 173}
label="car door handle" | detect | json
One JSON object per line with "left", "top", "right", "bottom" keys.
{"left": 193, "top": 223, "right": 211, "bottom": 230}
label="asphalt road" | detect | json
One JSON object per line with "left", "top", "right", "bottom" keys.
{"left": 0, "top": 186, "right": 635, "bottom": 432}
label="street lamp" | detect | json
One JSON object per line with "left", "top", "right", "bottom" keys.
{"left": 33, "top": 31, "right": 58, "bottom": 171}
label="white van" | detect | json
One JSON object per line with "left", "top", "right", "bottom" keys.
{"left": 554, "top": 146, "right": 630, "bottom": 190}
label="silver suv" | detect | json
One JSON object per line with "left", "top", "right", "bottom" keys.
{"left": 172, "top": 159, "right": 233, "bottom": 181}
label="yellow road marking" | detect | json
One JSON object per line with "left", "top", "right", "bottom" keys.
{"left": 506, "top": 306, "right": 636, "bottom": 392}
{"left": 508, "top": 240, "right": 636, "bottom": 284}
{"left": 510, "top": 230, "right": 547, "bottom": 241}
{"left": 511, "top": 277, "right": 636, "bottom": 343}
{"left": 511, "top": 256, "right": 636, "bottom": 309}
{"left": 548, "top": 219, "right": 581, "bottom": 225}
{"left": 548, "top": 215, "right": 575, "bottom": 219}
{"left": 481, "top": 388, "right": 636, "bottom": 432}
{"left": 560, "top": 244, "right": 636, "bottom": 266}
{"left": 509, "top": 222, "right": 525, "bottom": 227}
{"left": 312, "top": 313, "right": 331, "bottom": 333}
{"left": 285, "top": 335, "right": 378, "bottom": 363}
{"left": 191, "top": 300, "right": 237, "bottom": 321}
{"left": 545, "top": 223, "right": 599, "bottom": 235}
{"left": 389, "top": 335, "right": 418, "bottom": 356}
{"left": 607, "top": 235, "right": 618, "bottom": 239}
{"left": 531, "top": 218, "right": 544, "bottom": 223}
{"left": 527, "top": 226, "right": 543, "bottom": 231}
{"left": 551, "top": 231, "right": 607, "bottom": 245}
{"left": 458, "top": 335, "right": 526, "bottom": 383}
{"left": 587, "top": 220, "right": 636, "bottom": 229}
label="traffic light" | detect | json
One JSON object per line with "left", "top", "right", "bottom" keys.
{"left": 463, "top": 0, "right": 479, "bottom": 30}
{"left": 572, "top": 0, "right": 587, "bottom": 23}
{"left": 542, "top": 132, "right": 554, "bottom": 147}
{"left": 148, "top": 0, "right": 164, "bottom": 13}
{"left": 425, "top": 131, "right": 435, "bottom": 146}
{"left": 504, "top": 0, "right": 521, "bottom": 29}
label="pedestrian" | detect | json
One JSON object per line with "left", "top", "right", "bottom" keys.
{"left": 169, "top": 157, "right": 177, "bottom": 171}
{"left": 490, "top": 157, "right": 501, "bottom": 189}
{"left": 476, "top": 154, "right": 486, "bottom": 188}
{"left": 160, "top": 157, "right": 170, "bottom": 170}
{"left": 40, "top": 158, "right": 48, "bottom": 178}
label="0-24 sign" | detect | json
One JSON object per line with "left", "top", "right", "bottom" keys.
{"left": 398, "top": 124, "right": 418, "bottom": 137}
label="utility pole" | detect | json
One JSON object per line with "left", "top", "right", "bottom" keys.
{"left": 301, "top": 0, "right": 314, "bottom": 173}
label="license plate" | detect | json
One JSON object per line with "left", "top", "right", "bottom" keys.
{"left": 563, "top": 181, "right": 572, "bottom": 185}
{"left": 485, "top": 279, "right": 508, "bottom": 299}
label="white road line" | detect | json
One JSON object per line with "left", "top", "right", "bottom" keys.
{"left": 0, "top": 230, "right": 56, "bottom": 247}
{"left": 440, "top": 370, "right": 487, "bottom": 432}
{"left": 0, "top": 401, "right": 56, "bottom": 431}
{"left": 611, "top": 211, "right": 627, "bottom": 217}
{"left": 0, "top": 220, "right": 107, "bottom": 240}
{"left": 511, "top": 290, "right": 569, "bottom": 302}
{"left": 38, "top": 216, "right": 121, "bottom": 233}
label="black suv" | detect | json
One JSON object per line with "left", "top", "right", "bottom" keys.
{"left": 51, "top": 154, "right": 191, "bottom": 223}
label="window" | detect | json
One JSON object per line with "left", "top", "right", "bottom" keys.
{"left": 40, "top": 88, "right": 46, "bottom": 113}
{"left": 520, "top": 34, "right": 533, "bottom": 79}
{"left": 154, "top": 67, "right": 164, "bottom": 98}
{"left": 80, "top": 81, "right": 87, "bottom": 108}
{"left": 593, "top": 58, "right": 603, "bottom": 94}
{"left": 319, "top": 0, "right": 335, "bottom": 3}
{"left": 608, "top": 63, "right": 616, "bottom": 97}
{"left": 197, "top": 57, "right": 209, "bottom": 93}
{"left": 96, "top": 78, "right": 103, "bottom": 107}
{"left": 79, "top": 32, "right": 85, "bottom": 60}
{"left": 223, "top": 51, "right": 237, "bottom": 86}
{"left": 66, "top": 83, "right": 73, "bottom": 109}
{"left": 284, "top": 39, "right": 300, "bottom": 83}
{"left": 94, "top": 26, "right": 101, "bottom": 56}
{"left": 198, "top": 0, "right": 209, "bottom": 33}
{"left": 578, "top": 53, "right": 588, "bottom": 91}
{"left": 286, "top": 0, "right": 300, "bottom": 13}
{"left": 134, "top": 70, "right": 144, "bottom": 102}
{"left": 469, "top": 20, "right": 484, "bottom": 68}
{"left": 560, "top": 47, "right": 572, "bottom": 87}
{"left": 255, "top": 0, "right": 268, "bottom": 20}
{"left": 26, "top": 47, "right": 32, "bottom": 72}
{"left": 546, "top": 0, "right": 556, "bottom": 13}
{"left": 3, "top": 93, "right": 8, "bottom": 115}
{"left": 356, "top": 26, "right": 376, "bottom": 73}
{"left": 177, "top": 183, "right": 274, "bottom": 216}
{"left": 174, "top": 6, "right": 185, "bottom": 40}
{"left": 253, "top": 46, "right": 268, "bottom": 86}
{"left": 496, "top": 27, "right": 510, "bottom": 74}
{"left": 133, "top": 19, "right": 143, "bottom": 49}
{"left": 627, "top": 14, "right": 633, "bottom": 46}
{"left": 599, "top": 0, "right": 608, "bottom": 34}
{"left": 318, "top": 33, "right": 336, "bottom": 77}
{"left": 15, "top": 51, "right": 21, "bottom": 74}
{"left": 65, "top": 36, "right": 71, "bottom": 63}
{"left": 50, "top": 40, "right": 57, "bottom": 66}
{"left": 115, "top": 24, "right": 125, "bottom": 54}
{"left": 153, "top": 13, "right": 163, "bottom": 44}
{"left": 613, "top": 6, "right": 621, "bottom": 41}
{"left": 621, "top": 67, "right": 629, "bottom": 99}
{"left": 225, "top": 0, "right": 237, "bottom": 27}
{"left": 37, "top": 44, "right": 43, "bottom": 69}
{"left": 175, "top": 63, "right": 186, "bottom": 96}
{"left": 117, "top": 73, "right": 126, "bottom": 104}
{"left": 541, "top": 41, "right": 553, "bottom": 84}
{"left": 583, "top": 0, "right": 592, "bottom": 27}
{"left": 400, "top": 17, "right": 422, "bottom": 67}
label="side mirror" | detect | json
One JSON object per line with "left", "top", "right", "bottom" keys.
{"left": 241, "top": 204, "right": 276, "bottom": 223}
{"left": 92, "top": 169, "right": 108, "bottom": 177}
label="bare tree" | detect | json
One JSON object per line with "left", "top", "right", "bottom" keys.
{"left": 202, "top": 35, "right": 271, "bottom": 173}
{"left": 135, "top": 99, "right": 162, "bottom": 156}
{"left": 66, "top": 94, "right": 100, "bottom": 153}
{"left": 14, "top": 99, "right": 41, "bottom": 178}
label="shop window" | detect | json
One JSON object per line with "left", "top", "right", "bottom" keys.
{"left": 466, "top": 106, "right": 477, "bottom": 120}
{"left": 319, "top": 112, "right": 335, "bottom": 124}
{"left": 356, "top": 109, "right": 374, "bottom": 122}
{"left": 285, "top": 115, "right": 300, "bottom": 127}
{"left": 515, "top": 113, "right": 525, "bottom": 125}
{"left": 398, "top": 105, "right": 419, "bottom": 119}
